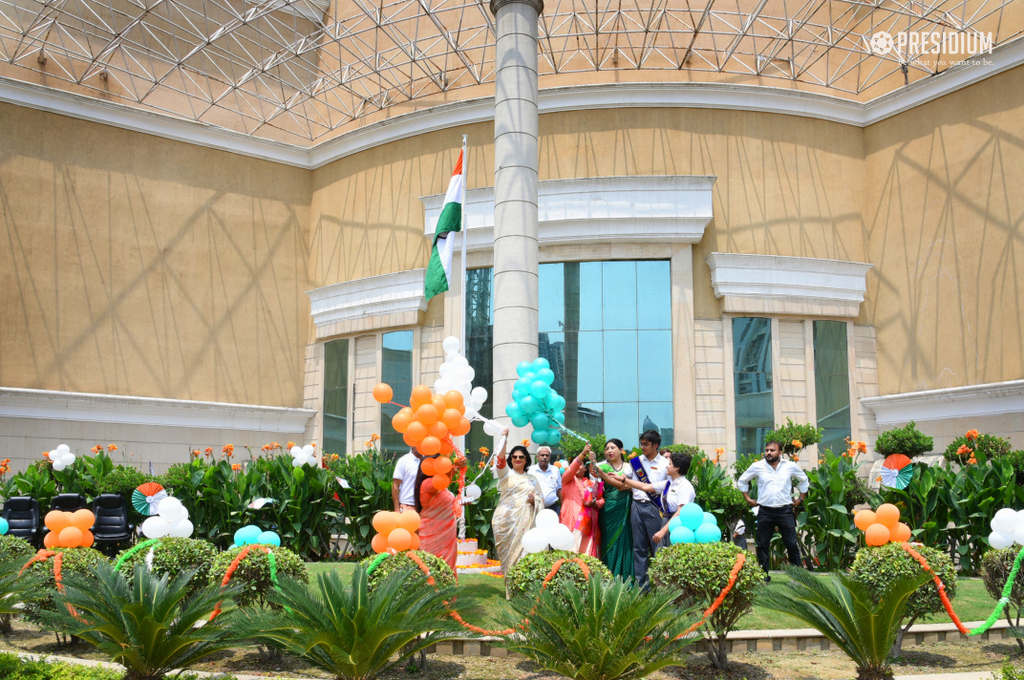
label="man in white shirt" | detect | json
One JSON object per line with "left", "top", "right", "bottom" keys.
{"left": 392, "top": 448, "right": 423, "bottom": 512}
{"left": 629, "top": 430, "right": 669, "bottom": 590}
{"left": 608, "top": 450, "right": 694, "bottom": 546}
{"left": 528, "top": 446, "right": 562, "bottom": 515}
{"left": 737, "top": 441, "right": 809, "bottom": 581}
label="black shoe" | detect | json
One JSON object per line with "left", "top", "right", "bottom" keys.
{"left": 764, "top": 575, "right": 772, "bottom": 584}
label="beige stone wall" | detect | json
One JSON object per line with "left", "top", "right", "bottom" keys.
{"left": 862, "top": 66, "right": 1024, "bottom": 395}
{"left": 0, "top": 102, "right": 313, "bottom": 407}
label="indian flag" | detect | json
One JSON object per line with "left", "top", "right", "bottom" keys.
{"left": 424, "top": 150, "right": 464, "bottom": 301}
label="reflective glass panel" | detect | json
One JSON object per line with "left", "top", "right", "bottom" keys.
{"left": 814, "top": 320, "right": 852, "bottom": 456}
{"left": 579, "top": 262, "right": 603, "bottom": 331}
{"left": 323, "top": 338, "right": 349, "bottom": 457}
{"left": 539, "top": 263, "right": 565, "bottom": 333}
{"left": 604, "top": 330, "right": 639, "bottom": 402}
{"left": 638, "top": 330, "right": 673, "bottom": 401}
{"left": 604, "top": 402, "right": 640, "bottom": 444}
{"left": 464, "top": 268, "right": 494, "bottom": 461}
{"left": 602, "top": 261, "right": 638, "bottom": 330}
{"left": 639, "top": 401, "right": 675, "bottom": 448}
{"left": 636, "top": 260, "right": 672, "bottom": 330}
{"left": 733, "top": 317, "right": 773, "bottom": 455}
{"left": 380, "top": 330, "right": 414, "bottom": 455}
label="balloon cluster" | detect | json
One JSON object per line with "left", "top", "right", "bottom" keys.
{"left": 374, "top": 383, "right": 472, "bottom": 455}
{"left": 854, "top": 503, "right": 912, "bottom": 546}
{"left": 418, "top": 454, "right": 456, "bottom": 505}
{"left": 522, "top": 509, "right": 575, "bottom": 554}
{"left": 988, "top": 508, "right": 1024, "bottom": 550}
{"left": 44, "top": 509, "right": 95, "bottom": 548}
{"left": 46, "top": 444, "right": 77, "bottom": 471}
{"left": 504, "top": 358, "right": 566, "bottom": 446}
{"left": 141, "top": 497, "right": 194, "bottom": 539}
{"left": 289, "top": 443, "right": 317, "bottom": 468}
{"left": 668, "top": 503, "right": 722, "bottom": 544}
{"left": 232, "top": 524, "right": 281, "bottom": 548}
{"left": 434, "top": 336, "right": 489, "bottom": 422}
{"left": 371, "top": 510, "right": 421, "bottom": 553}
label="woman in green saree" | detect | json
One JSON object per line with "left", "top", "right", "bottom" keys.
{"left": 592, "top": 438, "right": 634, "bottom": 581}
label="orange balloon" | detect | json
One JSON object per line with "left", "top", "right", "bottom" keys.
{"left": 79, "top": 530, "right": 94, "bottom": 548}
{"left": 444, "top": 390, "right": 464, "bottom": 410}
{"left": 371, "top": 533, "right": 389, "bottom": 553}
{"left": 372, "top": 383, "right": 394, "bottom": 404}
{"left": 434, "top": 456, "right": 453, "bottom": 476}
{"left": 405, "top": 421, "right": 428, "bottom": 445}
{"left": 875, "top": 503, "right": 900, "bottom": 528}
{"left": 420, "top": 436, "right": 442, "bottom": 456}
{"left": 427, "top": 420, "right": 449, "bottom": 440}
{"left": 892, "top": 522, "right": 912, "bottom": 543}
{"left": 403, "top": 431, "right": 419, "bottom": 447}
{"left": 440, "top": 438, "right": 454, "bottom": 455}
{"left": 372, "top": 511, "right": 399, "bottom": 535}
{"left": 452, "top": 417, "right": 472, "bottom": 436}
{"left": 441, "top": 408, "right": 462, "bottom": 430}
{"left": 388, "top": 528, "right": 412, "bottom": 551}
{"left": 396, "top": 510, "right": 421, "bottom": 533}
{"left": 854, "top": 509, "right": 876, "bottom": 531}
{"left": 392, "top": 407, "right": 414, "bottom": 433}
{"left": 432, "top": 394, "right": 448, "bottom": 415}
{"left": 865, "top": 523, "right": 891, "bottom": 547}
{"left": 432, "top": 474, "right": 451, "bottom": 491}
{"left": 71, "top": 509, "right": 95, "bottom": 531}
{"left": 43, "top": 531, "right": 59, "bottom": 548}
{"left": 45, "top": 511, "right": 71, "bottom": 533}
{"left": 409, "top": 532, "right": 420, "bottom": 551}
{"left": 58, "top": 526, "right": 83, "bottom": 548}
{"left": 410, "top": 385, "right": 433, "bottom": 410}
{"left": 415, "top": 404, "right": 439, "bottom": 425}
{"left": 420, "top": 457, "right": 437, "bottom": 477}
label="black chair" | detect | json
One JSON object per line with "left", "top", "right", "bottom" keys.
{"left": 91, "top": 494, "right": 134, "bottom": 554}
{"left": 50, "top": 493, "right": 88, "bottom": 513}
{"left": 2, "top": 497, "right": 41, "bottom": 546}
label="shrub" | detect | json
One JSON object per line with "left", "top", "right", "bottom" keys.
{"left": 732, "top": 452, "right": 759, "bottom": 481}
{"left": 506, "top": 550, "right": 612, "bottom": 600}
{"left": 0, "top": 535, "right": 35, "bottom": 564}
{"left": 997, "top": 660, "right": 1024, "bottom": 680}
{"left": 0, "top": 651, "right": 128, "bottom": 679}
{"left": 875, "top": 421, "right": 934, "bottom": 459}
{"left": 981, "top": 548, "right": 1024, "bottom": 654}
{"left": 115, "top": 537, "right": 218, "bottom": 595}
{"left": 763, "top": 418, "right": 823, "bottom": 457}
{"left": 850, "top": 542, "right": 957, "bottom": 655}
{"left": 944, "top": 432, "right": 1012, "bottom": 465}
{"left": 208, "top": 545, "right": 308, "bottom": 608}
{"left": 561, "top": 432, "right": 608, "bottom": 460}
{"left": 649, "top": 542, "right": 765, "bottom": 669}
{"left": 327, "top": 447, "right": 397, "bottom": 558}
{"left": 23, "top": 547, "right": 107, "bottom": 619}
{"left": 358, "top": 550, "right": 456, "bottom": 592}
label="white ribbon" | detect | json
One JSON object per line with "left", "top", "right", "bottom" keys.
{"left": 146, "top": 490, "right": 168, "bottom": 515}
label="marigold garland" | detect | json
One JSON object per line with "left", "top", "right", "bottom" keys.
{"left": 19, "top": 549, "right": 81, "bottom": 620}
{"left": 19, "top": 549, "right": 56, "bottom": 577}
{"left": 209, "top": 544, "right": 276, "bottom": 621}
{"left": 678, "top": 552, "right": 745, "bottom": 638}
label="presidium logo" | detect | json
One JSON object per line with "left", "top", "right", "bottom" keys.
{"left": 864, "top": 29, "right": 994, "bottom": 63}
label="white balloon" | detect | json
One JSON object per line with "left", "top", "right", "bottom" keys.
{"left": 536, "top": 509, "right": 559, "bottom": 528}
{"left": 464, "top": 484, "right": 482, "bottom": 501}
{"left": 61, "top": 453, "right": 76, "bottom": 466}
{"left": 439, "top": 363, "right": 453, "bottom": 379}
{"left": 990, "top": 530, "right": 1013, "bottom": 550}
{"left": 442, "top": 336, "right": 461, "bottom": 354}
{"left": 549, "top": 525, "right": 576, "bottom": 551}
{"left": 453, "top": 355, "right": 468, "bottom": 366}
{"left": 52, "top": 461, "right": 66, "bottom": 472}
{"left": 290, "top": 446, "right": 303, "bottom": 457}
{"left": 1013, "top": 526, "right": 1024, "bottom": 546}
{"left": 47, "top": 450, "right": 57, "bottom": 460}
{"left": 471, "top": 387, "right": 488, "bottom": 404}
{"left": 56, "top": 444, "right": 71, "bottom": 455}
{"left": 169, "top": 519, "right": 194, "bottom": 538}
{"left": 992, "top": 508, "right": 1019, "bottom": 534}
{"left": 521, "top": 528, "right": 549, "bottom": 554}
{"left": 302, "top": 444, "right": 315, "bottom": 457}
{"left": 142, "top": 516, "right": 170, "bottom": 539}
{"left": 483, "top": 421, "right": 501, "bottom": 436}
{"left": 464, "top": 406, "right": 478, "bottom": 420}
{"left": 158, "top": 497, "right": 186, "bottom": 522}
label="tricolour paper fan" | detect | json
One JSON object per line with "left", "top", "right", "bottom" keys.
{"left": 880, "top": 454, "right": 913, "bottom": 490}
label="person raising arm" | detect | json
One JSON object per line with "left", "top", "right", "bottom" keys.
{"left": 608, "top": 451, "right": 694, "bottom": 545}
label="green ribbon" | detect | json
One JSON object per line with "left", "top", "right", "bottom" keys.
{"left": 968, "top": 544, "right": 1024, "bottom": 636}
{"left": 365, "top": 552, "right": 389, "bottom": 576}
{"left": 113, "top": 539, "right": 160, "bottom": 571}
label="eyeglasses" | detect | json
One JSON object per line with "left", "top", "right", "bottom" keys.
{"left": 511, "top": 455, "right": 526, "bottom": 460}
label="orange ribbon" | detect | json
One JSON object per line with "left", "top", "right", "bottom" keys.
{"left": 679, "top": 552, "right": 746, "bottom": 638}
{"left": 898, "top": 542, "right": 970, "bottom": 635}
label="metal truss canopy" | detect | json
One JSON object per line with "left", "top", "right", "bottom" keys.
{"left": 0, "top": 0, "right": 1019, "bottom": 143}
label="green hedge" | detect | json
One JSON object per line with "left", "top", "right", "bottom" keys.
{"left": 0, "top": 652, "right": 235, "bottom": 680}
{"left": 115, "top": 537, "right": 218, "bottom": 595}
{"left": 0, "top": 535, "right": 35, "bottom": 564}
{"left": 207, "top": 545, "right": 308, "bottom": 608}
{"left": 358, "top": 550, "right": 456, "bottom": 592}
{"left": 981, "top": 548, "right": 1024, "bottom": 607}
{"left": 505, "top": 550, "right": 612, "bottom": 600}
{"left": 23, "top": 547, "right": 107, "bottom": 618}
{"left": 850, "top": 542, "right": 957, "bottom": 621}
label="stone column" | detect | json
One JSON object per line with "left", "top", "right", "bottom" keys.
{"left": 490, "top": 0, "right": 542, "bottom": 442}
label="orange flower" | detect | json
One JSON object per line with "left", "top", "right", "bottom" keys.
{"left": 479, "top": 447, "right": 490, "bottom": 456}
{"left": 287, "top": 441, "right": 297, "bottom": 450}
{"left": 521, "top": 439, "right": 531, "bottom": 447}
{"left": 261, "top": 444, "right": 270, "bottom": 452}
{"left": 792, "top": 454, "right": 800, "bottom": 462}
{"left": 876, "top": 475, "right": 882, "bottom": 482}
{"left": 91, "top": 445, "right": 102, "bottom": 454}
{"left": 857, "top": 441, "right": 868, "bottom": 453}
{"left": 966, "top": 429, "right": 979, "bottom": 441}
{"left": 191, "top": 449, "right": 200, "bottom": 458}
{"left": 956, "top": 444, "right": 972, "bottom": 456}
{"left": 968, "top": 457, "right": 978, "bottom": 465}
{"left": 818, "top": 458, "right": 824, "bottom": 465}
{"left": 330, "top": 454, "right": 339, "bottom": 461}
{"left": 231, "top": 464, "right": 241, "bottom": 471}
{"left": 370, "top": 433, "right": 380, "bottom": 443}
{"left": 204, "top": 447, "right": 213, "bottom": 458}
{"left": 222, "top": 444, "right": 234, "bottom": 457}
{"left": 792, "top": 440, "right": 803, "bottom": 449}
{"left": 107, "top": 444, "right": 117, "bottom": 452}
{"left": 270, "top": 441, "right": 280, "bottom": 450}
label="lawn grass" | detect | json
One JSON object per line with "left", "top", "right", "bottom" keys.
{"left": 309, "top": 562, "right": 1000, "bottom": 631}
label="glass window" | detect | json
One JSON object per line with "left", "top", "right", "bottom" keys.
{"left": 380, "top": 330, "right": 414, "bottom": 455}
{"left": 323, "top": 338, "right": 349, "bottom": 457}
{"left": 733, "top": 317, "right": 773, "bottom": 455}
{"left": 814, "top": 320, "right": 852, "bottom": 456}
{"left": 602, "top": 261, "right": 637, "bottom": 330}
{"left": 464, "top": 268, "right": 494, "bottom": 460}
{"left": 636, "top": 260, "right": 672, "bottom": 330}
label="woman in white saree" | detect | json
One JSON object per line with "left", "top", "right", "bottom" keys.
{"left": 491, "top": 432, "right": 545, "bottom": 585}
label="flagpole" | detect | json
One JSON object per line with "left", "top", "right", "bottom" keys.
{"left": 460, "top": 134, "right": 468, "bottom": 351}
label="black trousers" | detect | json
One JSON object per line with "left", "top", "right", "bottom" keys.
{"left": 631, "top": 501, "right": 664, "bottom": 591}
{"left": 755, "top": 505, "right": 802, "bottom": 575}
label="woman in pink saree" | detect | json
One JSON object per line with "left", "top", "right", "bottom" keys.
{"left": 415, "top": 453, "right": 467, "bottom": 572}
{"left": 560, "top": 443, "right": 604, "bottom": 558}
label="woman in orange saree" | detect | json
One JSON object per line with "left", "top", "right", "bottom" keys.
{"left": 415, "top": 453, "right": 466, "bottom": 572}
{"left": 560, "top": 443, "right": 604, "bottom": 558}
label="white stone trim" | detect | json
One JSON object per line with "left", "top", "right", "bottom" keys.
{"left": 861, "top": 379, "right": 1024, "bottom": 425}
{"left": 307, "top": 269, "right": 427, "bottom": 329}
{"left": 2, "top": 37, "right": 1021, "bottom": 169}
{"left": 0, "top": 387, "right": 314, "bottom": 433}
{"left": 421, "top": 176, "right": 715, "bottom": 250}
{"left": 706, "top": 253, "right": 873, "bottom": 317}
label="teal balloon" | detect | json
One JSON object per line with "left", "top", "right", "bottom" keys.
{"left": 554, "top": 412, "right": 566, "bottom": 424}
{"left": 511, "top": 414, "right": 530, "bottom": 428}
{"left": 533, "top": 357, "right": 550, "bottom": 371}
{"left": 523, "top": 372, "right": 537, "bottom": 383}
{"left": 670, "top": 526, "right": 695, "bottom": 545}
{"left": 537, "top": 368, "right": 555, "bottom": 385}
{"left": 515, "top": 377, "right": 532, "bottom": 394}
{"left": 512, "top": 389, "right": 523, "bottom": 402}
{"left": 532, "top": 429, "right": 549, "bottom": 445}
{"left": 530, "top": 413, "right": 550, "bottom": 430}
{"left": 0, "top": 518, "right": 8, "bottom": 535}
{"left": 695, "top": 523, "right": 723, "bottom": 544}
{"left": 679, "top": 503, "right": 704, "bottom": 531}
{"left": 516, "top": 361, "right": 533, "bottom": 377}
{"left": 668, "top": 515, "right": 683, "bottom": 532}
{"left": 257, "top": 530, "right": 281, "bottom": 546}
{"left": 530, "top": 380, "right": 551, "bottom": 399}
{"left": 519, "top": 396, "right": 538, "bottom": 414}
{"left": 548, "top": 429, "right": 561, "bottom": 445}
{"left": 549, "top": 394, "right": 566, "bottom": 412}
{"left": 505, "top": 402, "right": 523, "bottom": 419}
{"left": 702, "top": 512, "right": 718, "bottom": 526}
{"left": 235, "top": 525, "right": 262, "bottom": 546}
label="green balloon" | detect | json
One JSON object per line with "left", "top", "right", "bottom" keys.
{"left": 530, "top": 380, "right": 551, "bottom": 399}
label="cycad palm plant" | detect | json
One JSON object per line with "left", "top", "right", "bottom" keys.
{"left": 498, "top": 576, "right": 698, "bottom": 680}
{"left": 757, "top": 565, "right": 931, "bottom": 680}
{"left": 233, "top": 565, "right": 466, "bottom": 680}
{"left": 40, "top": 561, "right": 237, "bottom": 680}
{"left": 0, "top": 557, "right": 42, "bottom": 635}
